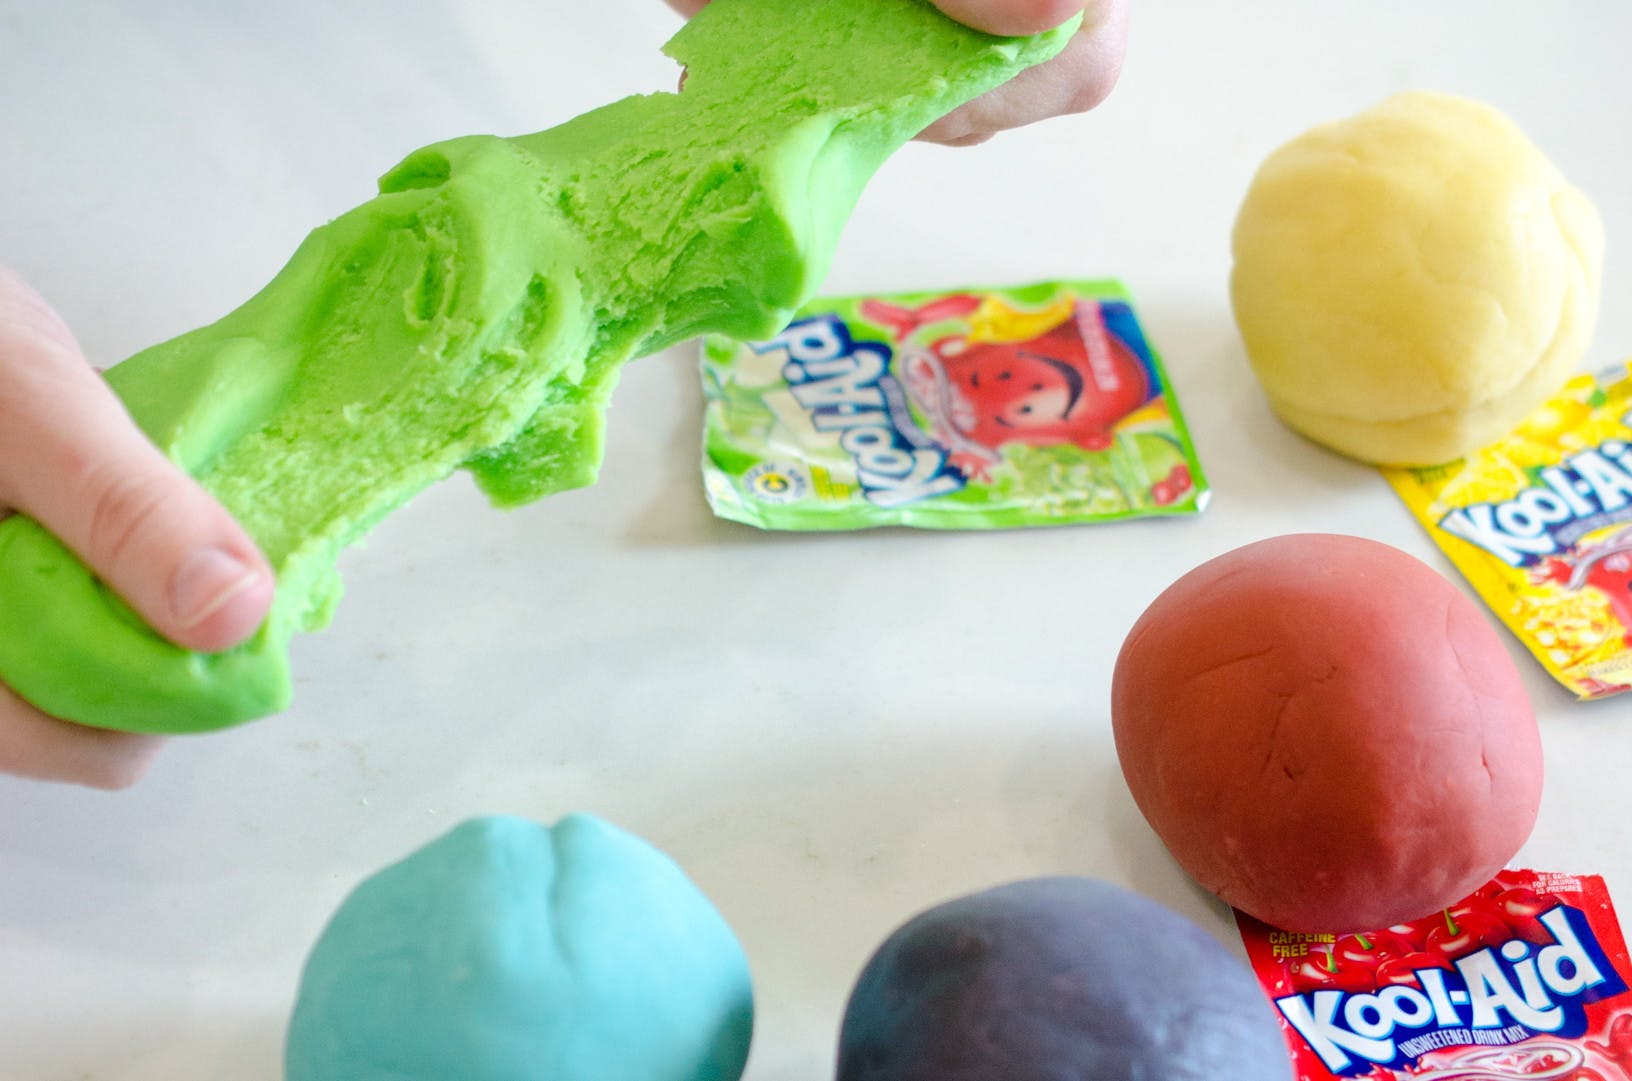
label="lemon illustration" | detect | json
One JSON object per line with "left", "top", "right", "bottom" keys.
{"left": 1515, "top": 397, "right": 1593, "bottom": 444}
{"left": 1432, "top": 451, "right": 1531, "bottom": 509}
{"left": 966, "top": 292, "right": 1075, "bottom": 345}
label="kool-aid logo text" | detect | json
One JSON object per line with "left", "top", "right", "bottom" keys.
{"left": 1438, "top": 440, "right": 1632, "bottom": 566}
{"left": 758, "top": 315, "right": 963, "bottom": 508}
{"left": 1279, "top": 907, "right": 1626, "bottom": 1075}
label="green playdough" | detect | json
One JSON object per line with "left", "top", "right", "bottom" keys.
{"left": 0, "top": 0, "right": 1074, "bottom": 733}
{"left": 284, "top": 814, "right": 754, "bottom": 1081}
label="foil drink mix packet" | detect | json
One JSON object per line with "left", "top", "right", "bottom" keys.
{"left": 699, "top": 279, "right": 1208, "bottom": 530}
{"left": 1237, "top": 870, "right": 1632, "bottom": 1081}
{"left": 1384, "top": 363, "right": 1632, "bottom": 700}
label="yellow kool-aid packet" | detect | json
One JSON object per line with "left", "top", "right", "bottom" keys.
{"left": 1384, "top": 363, "right": 1632, "bottom": 700}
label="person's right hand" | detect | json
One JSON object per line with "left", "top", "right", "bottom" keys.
{"left": 664, "top": 0, "right": 1130, "bottom": 146}
{"left": 0, "top": 265, "right": 275, "bottom": 789}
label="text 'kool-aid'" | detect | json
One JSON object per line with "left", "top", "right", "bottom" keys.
{"left": 1237, "top": 869, "right": 1632, "bottom": 1080}
{"left": 700, "top": 279, "right": 1208, "bottom": 531}
{"left": 1386, "top": 362, "right": 1632, "bottom": 700}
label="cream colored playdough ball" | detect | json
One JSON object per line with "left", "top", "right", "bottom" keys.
{"left": 1230, "top": 91, "right": 1603, "bottom": 466}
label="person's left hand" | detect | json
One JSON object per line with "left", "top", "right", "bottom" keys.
{"left": 0, "top": 265, "right": 275, "bottom": 789}
{"left": 663, "top": 0, "right": 1129, "bottom": 146}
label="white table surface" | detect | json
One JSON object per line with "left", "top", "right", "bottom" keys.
{"left": 4, "top": 2, "right": 1631, "bottom": 1077}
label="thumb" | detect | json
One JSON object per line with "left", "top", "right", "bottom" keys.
{"left": 0, "top": 266, "right": 274, "bottom": 653}
{"left": 927, "top": 0, "right": 1086, "bottom": 37}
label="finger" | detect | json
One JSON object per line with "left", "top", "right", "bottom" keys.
{"left": 666, "top": 0, "right": 1096, "bottom": 39}
{"left": 929, "top": 0, "right": 1085, "bottom": 37}
{"left": 917, "top": 0, "right": 1128, "bottom": 144}
{"left": 0, "top": 266, "right": 274, "bottom": 653}
{"left": 0, "top": 683, "right": 162, "bottom": 790}
{"left": 675, "top": 0, "right": 1096, "bottom": 37}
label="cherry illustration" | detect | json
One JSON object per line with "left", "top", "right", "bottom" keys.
{"left": 1289, "top": 945, "right": 1377, "bottom": 994}
{"left": 1585, "top": 1012, "right": 1632, "bottom": 1073}
{"left": 1426, "top": 907, "right": 1510, "bottom": 960}
{"left": 1334, "top": 930, "right": 1414, "bottom": 969}
{"left": 1493, "top": 886, "right": 1566, "bottom": 945}
{"left": 1375, "top": 951, "right": 1456, "bottom": 987}
{"left": 1386, "top": 922, "right": 1432, "bottom": 952}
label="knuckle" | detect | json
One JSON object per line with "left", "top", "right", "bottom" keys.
{"left": 78, "top": 464, "right": 174, "bottom": 573}
{"left": 917, "top": 116, "right": 973, "bottom": 146}
{"left": 1055, "top": 49, "right": 1124, "bottom": 117}
{"left": 0, "top": 275, "right": 82, "bottom": 360}
{"left": 80, "top": 749, "right": 156, "bottom": 791}
{"left": 1063, "top": 78, "right": 1114, "bottom": 116}
{"left": 1033, "top": 0, "right": 1089, "bottom": 28}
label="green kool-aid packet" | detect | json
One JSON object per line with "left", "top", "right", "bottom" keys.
{"left": 700, "top": 280, "right": 1209, "bottom": 530}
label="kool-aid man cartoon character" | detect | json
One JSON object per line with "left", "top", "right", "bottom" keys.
{"left": 1538, "top": 524, "right": 1632, "bottom": 648}
{"left": 860, "top": 292, "right": 1164, "bottom": 484}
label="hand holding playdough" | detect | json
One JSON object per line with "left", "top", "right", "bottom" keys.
{"left": 0, "top": 0, "right": 1074, "bottom": 735}
{"left": 1231, "top": 92, "right": 1604, "bottom": 466}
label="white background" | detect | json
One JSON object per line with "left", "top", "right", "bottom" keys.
{"left": 3, "top": 2, "right": 1631, "bottom": 1078}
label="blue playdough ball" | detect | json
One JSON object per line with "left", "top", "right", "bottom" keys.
{"left": 836, "top": 877, "right": 1290, "bottom": 1081}
{"left": 285, "top": 814, "right": 753, "bottom": 1081}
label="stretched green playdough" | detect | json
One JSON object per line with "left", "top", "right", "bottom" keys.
{"left": 0, "top": 0, "right": 1074, "bottom": 733}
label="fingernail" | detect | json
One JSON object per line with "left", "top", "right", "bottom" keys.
{"left": 171, "top": 547, "right": 262, "bottom": 630}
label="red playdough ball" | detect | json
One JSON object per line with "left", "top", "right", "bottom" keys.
{"left": 1111, "top": 533, "right": 1541, "bottom": 932}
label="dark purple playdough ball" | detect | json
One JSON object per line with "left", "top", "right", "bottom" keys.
{"left": 835, "top": 877, "right": 1290, "bottom": 1081}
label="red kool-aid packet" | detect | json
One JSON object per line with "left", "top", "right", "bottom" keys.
{"left": 1236, "top": 870, "right": 1632, "bottom": 1080}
